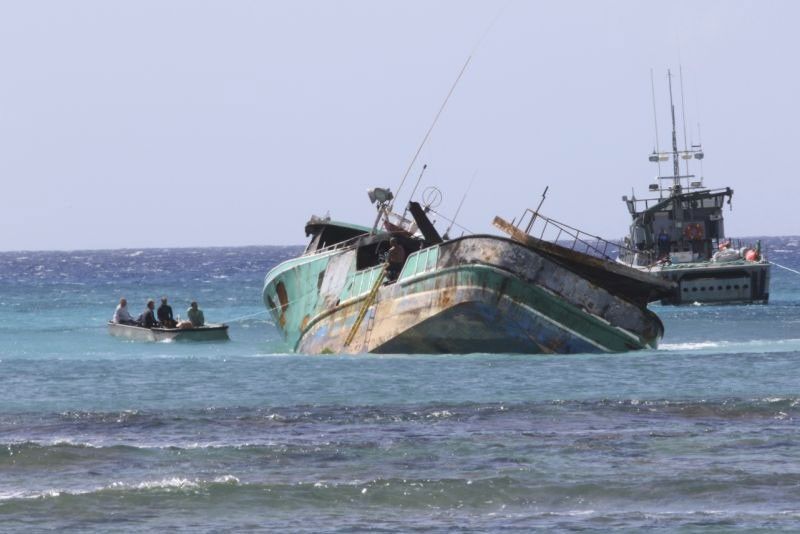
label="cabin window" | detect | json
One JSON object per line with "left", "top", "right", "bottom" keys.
{"left": 356, "top": 241, "right": 389, "bottom": 270}
{"left": 401, "top": 255, "right": 419, "bottom": 279}
{"left": 342, "top": 264, "right": 385, "bottom": 300}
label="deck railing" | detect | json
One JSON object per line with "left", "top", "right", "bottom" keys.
{"left": 302, "top": 233, "right": 367, "bottom": 257}
{"left": 514, "top": 209, "right": 643, "bottom": 264}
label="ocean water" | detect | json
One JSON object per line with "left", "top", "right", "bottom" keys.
{"left": 1, "top": 238, "right": 799, "bottom": 532}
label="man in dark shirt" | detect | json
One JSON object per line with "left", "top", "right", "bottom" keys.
{"left": 657, "top": 228, "right": 671, "bottom": 259}
{"left": 138, "top": 299, "right": 160, "bottom": 328}
{"left": 157, "top": 296, "right": 176, "bottom": 328}
{"left": 387, "top": 237, "right": 407, "bottom": 281}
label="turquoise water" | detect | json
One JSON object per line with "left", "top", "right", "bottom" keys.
{"left": 1, "top": 240, "right": 800, "bottom": 531}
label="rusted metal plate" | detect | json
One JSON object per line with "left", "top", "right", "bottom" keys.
{"left": 492, "top": 216, "right": 676, "bottom": 306}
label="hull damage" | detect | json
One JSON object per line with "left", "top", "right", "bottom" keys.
{"left": 264, "top": 229, "right": 666, "bottom": 355}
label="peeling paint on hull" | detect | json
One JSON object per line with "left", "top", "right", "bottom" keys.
{"left": 263, "top": 235, "right": 663, "bottom": 355}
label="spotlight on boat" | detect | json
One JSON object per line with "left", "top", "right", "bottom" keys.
{"left": 648, "top": 152, "right": 659, "bottom": 162}
{"left": 649, "top": 183, "right": 659, "bottom": 191}
{"left": 694, "top": 151, "right": 704, "bottom": 160}
{"left": 367, "top": 187, "right": 394, "bottom": 205}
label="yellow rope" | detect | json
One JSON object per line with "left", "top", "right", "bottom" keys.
{"left": 343, "top": 265, "right": 387, "bottom": 348}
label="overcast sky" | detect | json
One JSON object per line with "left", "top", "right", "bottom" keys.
{"left": 1, "top": 1, "right": 797, "bottom": 251}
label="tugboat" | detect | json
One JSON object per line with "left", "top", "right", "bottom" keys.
{"left": 618, "top": 70, "right": 770, "bottom": 305}
{"left": 262, "top": 188, "right": 674, "bottom": 355}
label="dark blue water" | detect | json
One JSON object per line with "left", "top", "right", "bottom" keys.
{"left": 1, "top": 239, "right": 800, "bottom": 531}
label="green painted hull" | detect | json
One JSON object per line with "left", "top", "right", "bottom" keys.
{"left": 263, "top": 235, "right": 662, "bottom": 354}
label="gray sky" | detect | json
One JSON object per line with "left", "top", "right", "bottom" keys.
{"left": 1, "top": 1, "right": 797, "bottom": 251}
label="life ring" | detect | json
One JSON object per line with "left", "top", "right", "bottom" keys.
{"left": 682, "top": 223, "right": 704, "bottom": 241}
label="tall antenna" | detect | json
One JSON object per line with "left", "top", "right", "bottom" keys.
{"left": 679, "top": 65, "right": 690, "bottom": 177}
{"left": 667, "top": 69, "right": 680, "bottom": 190}
{"left": 650, "top": 69, "right": 662, "bottom": 179}
{"left": 443, "top": 171, "right": 477, "bottom": 238}
{"left": 391, "top": 56, "right": 471, "bottom": 211}
{"left": 694, "top": 75, "right": 705, "bottom": 185}
{"left": 391, "top": 0, "right": 510, "bottom": 212}
{"left": 697, "top": 122, "right": 705, "bottom": 180}
{"left": 402, "top": 164, "right": 428, "bottom": 219}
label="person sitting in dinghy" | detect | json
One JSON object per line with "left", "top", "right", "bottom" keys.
{"left": 137, "top": 299, "right": 160, "bottom": 328}
{"left": 157, "top": 297, "right": 177, "bottom": 328}
{"left": 186, "top": 301, "right": 205, "bottom": 327}
{"left": 112, "top": 298, "right": 137, "bottom": 325}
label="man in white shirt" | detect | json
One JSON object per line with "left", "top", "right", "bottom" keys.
{"left": 112, "top": 298, "right": 136, "bottom": 325}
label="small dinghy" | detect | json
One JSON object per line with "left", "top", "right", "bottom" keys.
{"left": 108, "top": 322, "right": 229, "bottom": 342}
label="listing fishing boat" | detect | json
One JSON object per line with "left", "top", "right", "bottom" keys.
{"left": 107, "top": 322, "right": 229, "bottom": 342}
{"left": 618, "top": 70, "right": 770, "bottom": 305}
{"left": 262, "top": 189, "right": 673, "bottom": 355}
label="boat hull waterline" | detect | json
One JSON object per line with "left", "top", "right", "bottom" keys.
{"left": 107, "top": 322, "right": 230, "bottom": 342}
{"left": 264, "top": 235, "right": 663, "bottom": 355}
{"left": 631, "top": 260, "right": 770, "bottom": 305}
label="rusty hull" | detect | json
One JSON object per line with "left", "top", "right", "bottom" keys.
{"left": 492, "top": 216, "right": 676, "bottom": 307}
{"left": 265, "top": 235, "right": 664, "bottom": 355}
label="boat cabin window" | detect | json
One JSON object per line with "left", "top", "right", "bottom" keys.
{"left": 304, "top": 225, "right": 368, "bottom": 254}
{"left": 354, "top": 237, "right": 424, "bottom": 271}
{"left": 356, "top": 240, "right": 390, "bottom": 270}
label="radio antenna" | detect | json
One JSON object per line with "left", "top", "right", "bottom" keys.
{"left": 650, "top": 68, "right": 662, "bottom": 178}
{"left": 402, "top": 164, "right": 428, "bottom": 219}
{"left": 443, "top": 171, "right": 477, "bottom": 239}
{"left": 391, "top": 0, "right": 511, "bottom": 212}
{"left": 667, "top": 69, "right": 680, "bottom": 190}
{"left": 391, "top": 56, "right": 471, "bottom": 211}
{"left": 679, "top": 65, "right": 690, "bottom": 177}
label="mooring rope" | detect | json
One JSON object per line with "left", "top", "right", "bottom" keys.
{"left": 219, "top": 309, "right": 270, "bottom": 324}
{"left": 771, "top": 261, "right": 800, "bottom": 277}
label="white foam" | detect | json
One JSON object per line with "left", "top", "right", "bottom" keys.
{"left": 659, "top": 341, "right": 720, "bottom": 351}
{"left": 109, "top": 474, "right": 240, "bottom": 491}
{"left": 660, "top": 338, "right": 800, "bottom": 354}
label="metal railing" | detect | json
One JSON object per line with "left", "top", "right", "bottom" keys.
{"left": 625, "top": 186, "right": 732, "bottom": 214}
{"left": 514, "top": 209, "right": 641, "bottom": 263}
{"left": 302, "top": 233, "right": 367, "bottom": 257}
